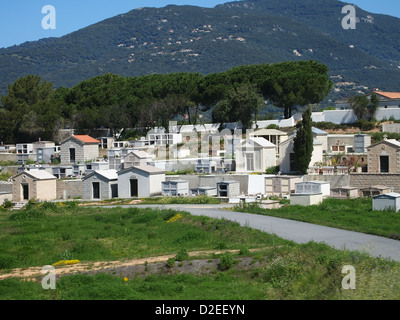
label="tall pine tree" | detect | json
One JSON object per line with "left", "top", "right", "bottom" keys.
{"left": 293, "top": 106, "right": 313, "bottom": 174}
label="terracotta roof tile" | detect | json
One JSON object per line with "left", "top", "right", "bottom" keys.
{"left": 374, "top": 91, "right": 400, "bottom": 99}
{"left": 73, "top": 135, "right": 100, "bottom": 144}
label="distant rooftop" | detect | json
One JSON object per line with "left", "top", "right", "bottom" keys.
{"left": 22, "top": 169, "right": 56, "bottom": 180}
{"left": 374, "top": 91, "right": 400, "bottom": 100}
{"left": 250, "top": 128, "right": 288, "bottom": 136}
{"left": 92, "top": 169, "right": 118, "bottom": 181}
{"left": 312, "top": 127, "right": 328, "bottom": 135}
{"left": 72, "top": 135, "right": 100, "bottom": 144}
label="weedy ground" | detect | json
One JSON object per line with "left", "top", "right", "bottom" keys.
{"left": 0, "top": 201, "right": 399, "bottom": 300}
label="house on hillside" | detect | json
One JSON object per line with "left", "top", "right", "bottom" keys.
{"left": 367, "top": 136, "right": 400, "bottom": 173}
{"left": 84, "top": 161, "right": 109, "bottom": 174}
{"left": 235, "top": 137, "right": 276, "bottom": 173}
{"left": 37, "top": 146, "right": 61, "bottom": 164}
{"left": 12, "top": 169, "right": 57, "bottom": 202}
{"left": 249, "top": 128, "right": 288, "bottom": 149}
{"left": 279, "top": 136, "right": 323, "bottom": 174}
{"left": 16, "top": 143, "right": 35, "bottom": 164}
{"left": 60, "top": 135, "right": 100, "bottom": 165}
{"left": 122, "top": 150, "right": 153, "bottom": 169}
{"left": 82, "top": 170, "right": 118, "bottom": 200}
{"left": 118, "top": 165, "right": 165, "bottom": 198}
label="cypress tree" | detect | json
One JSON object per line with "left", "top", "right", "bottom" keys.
{"left": 293, "top": 106, "right": 314, "bottom": 174}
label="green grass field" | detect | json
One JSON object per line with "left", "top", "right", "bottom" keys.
{"left": 1, "top": 201, "right": 400, "bottom": 300}
{"left": 237, "top": 197, "right": 400, "bottom": 239}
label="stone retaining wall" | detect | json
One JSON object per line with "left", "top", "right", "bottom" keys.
{"left": 350, "top": 173, "right": 400, "bottom": 192}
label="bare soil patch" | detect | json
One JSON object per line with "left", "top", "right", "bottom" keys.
{"left": 0, "top": 248, "right": 276, "bottom": 281}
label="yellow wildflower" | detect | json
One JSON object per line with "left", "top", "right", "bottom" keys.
{"left": 52, "top": 259, "right": 80, "bottom": 266}
{"left": 167, "top": 214, "right": 183, "bottom": 223}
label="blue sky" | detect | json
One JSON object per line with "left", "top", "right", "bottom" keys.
{"left": 0, "top": 0, "right": 399, "bottom": 49}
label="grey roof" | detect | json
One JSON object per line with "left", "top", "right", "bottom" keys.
{"left": 21, "top": 169, "right": 56, "bottom": 180}
{"left": 250, "top": 128, "right": 288, "bottom": 136}
{"left": 83, "top": 169, "right": 118, "bottom": 181}
{"left": 386, "top": 139, "right": 400, "bottom": 147}
{"left": 367, "top": 138, "right": 400, "bottom": 149}
{"left": 361, "top": 185, "right": 391, "bottom": 190}
{"left": 124, "top": 150, "right": 151, "bottom": 159}
{"left": 373, "top": 192, "right": 400, "bottom": 198}
{"left": 312, "top": 127, "right": 328, "bottom": 135}
{"left": 133, "top": 165, "right": 165, "bottom": 174}
{"left": 238, "top": 137, "right": 276, "bottom": 148}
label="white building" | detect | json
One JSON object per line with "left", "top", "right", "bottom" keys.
{"left": 16, "top": 143, "right": 35, "bottom": 164}
{"left": 265, "top": 175, "right": 303, "bottom": 196}
{"left": 60, "top": 135, "right": 100, "bottom": 165}
{"left": 82, "top": 170, "right": 119, "bottom": 200}
{"left": 85, "top": 161, "right": 110, "bottom": 175}
{"left": 294, "top": 181, "right": 331, "bottom": 197}
{"left": 190, "top": 186, "right": 217, "bottom": 197}
{"left": 372, "top": 192, "right": 400, "bottom": 212}
{"left": 216, "top": 180, "right": 241, "bottom": 198}
{"left": 162, "top": 180, "right": 189, "bottom": 196}
{"left": 235, "top": 137, "right": 276, "bottom": 173}
{"left": 147, "top": 132, "right": 183, "bottom": 146}
{"left": 122, "top": 150, "right": 153, "bottom": 169}
{"left": 118, "top": 165, "right": 165, "bottom": 198}
{"left": 290, "top": 193, "right": 324, "bottom": 206}
{"left": 249, "top": 128, "right": 289, "bottom": 148}
{"left": 247, "top": 174, "right": 275, "bottom": 197}
{"left": 279, "top": 137, "right": 323, "bottom": 174}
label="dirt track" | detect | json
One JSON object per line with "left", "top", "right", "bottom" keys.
{"left": 0, "top": 248, "right": 272, "bottom": 281}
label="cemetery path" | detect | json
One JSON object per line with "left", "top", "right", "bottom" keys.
{"left": 126, "top": 204, "right": 400, "bottom": 262}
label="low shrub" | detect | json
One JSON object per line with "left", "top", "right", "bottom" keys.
{"left": 166, "top": 258, "right": 176, "bottom": 268}
{"left": 355, "top": 119, "right": 376, "bottom": 131}
{"left": 175, "top": 248, "right": 189, "bottom": 262}
{"left": 2, "top": 201, "right": 13, "bottom": 209}
{"left": 8, "top": 208, "right": 46, "bottom": 221}
{"left": 218, "top": 252, "right": 234, "bottom": 271}
{"left": 40, "top": 201, "right": 58, "bottom": 212}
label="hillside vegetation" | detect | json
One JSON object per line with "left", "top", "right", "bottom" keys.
{"left": 0, "top": 0, "right": 399, "bottom": 97}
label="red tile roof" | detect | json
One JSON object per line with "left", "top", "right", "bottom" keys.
{"left": 374, "top": 91, "right": 400, "bottom": 99}
{"left": 72, "top": 135, "right": 100, "bottom": 144}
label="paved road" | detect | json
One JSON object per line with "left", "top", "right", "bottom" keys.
{"left": 109, "top": 204, "right": 400, "bottom": 262}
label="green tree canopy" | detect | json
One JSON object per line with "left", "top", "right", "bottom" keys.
{"left": 349, "top": 94, "right": 370, "bottom": 121}
{"left": 263, "top": 61, "right": 333, "bottom": 119}
{"left": 293, "top": 106, "right": 314, "bottom": 174}
{"left": 212, "top": 83, "right": 265, "bottom": 130}
{"left": 0, "top": 75, "right": 56, "bottom": 142}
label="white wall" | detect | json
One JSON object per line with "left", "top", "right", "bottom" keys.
{"left": 372, "top": 197, "right": 400, "bottom": 211}
{"left": 290, "top": 193, "right": 323, "bottom": 206}
{"left": 312, "top": 108, "right": 400, "bottom": 125}
{"left": 118, "top": 170, "right": 165, "bottom": 198}
{"left": 248, "top": 174, "right": 275, "bottom": 195}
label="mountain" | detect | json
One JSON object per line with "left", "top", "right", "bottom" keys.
{"left": 0, "top": 0, "right": 399, "bottom": 101}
